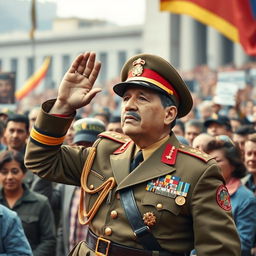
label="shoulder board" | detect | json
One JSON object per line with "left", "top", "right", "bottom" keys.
{"left": 178, "top": 144, "right": 214, "bottom": 163}
{"left": 98, "top": 131, "right": 130, "bottom": 144}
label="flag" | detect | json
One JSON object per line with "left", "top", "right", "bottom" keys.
{"left": 30, "top": 0, "right": 37, "bottom": 39}
{"left": 160, "top": 0, "right": 256, "bottom": 56}
{"left": 15, "top": 57, "right": 51, "bottom": 101}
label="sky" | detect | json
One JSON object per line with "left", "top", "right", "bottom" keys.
{"left": 54, "top": 0, "right": 146, "bottom": 26}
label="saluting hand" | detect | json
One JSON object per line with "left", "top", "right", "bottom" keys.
{"left": 50, "top": 52, "right": 101, "bottom": 115}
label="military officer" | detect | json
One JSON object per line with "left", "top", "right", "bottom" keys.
{"left": 25, "top": 52, "right": 241, "bottom": 256}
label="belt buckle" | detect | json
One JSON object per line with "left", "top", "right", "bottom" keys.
{"left": 95, "top": 236, "right": 111, "bottom": 256}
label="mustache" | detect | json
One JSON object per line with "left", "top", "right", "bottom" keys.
{"left": 123, "top": 111, "right": 141, "bottom": 121}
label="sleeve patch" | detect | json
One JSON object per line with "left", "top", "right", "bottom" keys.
{"left": 216, "top": 185, "right": 232, "bottom": 211}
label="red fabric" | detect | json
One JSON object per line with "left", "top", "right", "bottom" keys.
{"left": 160, "top": 0, "right": 256, "bottom": 55}
{"left": 51, "top": 114, "right": 70, "bottom": 118}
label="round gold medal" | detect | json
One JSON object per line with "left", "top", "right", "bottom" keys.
{"left": 175, "top": 195, "right": 186, "bottom": 206}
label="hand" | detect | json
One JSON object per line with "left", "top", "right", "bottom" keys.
{"left": 50, "top": 52, "right": 101, "bottom": 115}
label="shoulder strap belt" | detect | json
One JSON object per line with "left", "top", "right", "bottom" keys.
{"left": 120, "top": 188, "right": 162, "bottom": 251}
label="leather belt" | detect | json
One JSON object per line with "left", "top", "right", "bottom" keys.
{"left": 86, "top": 229, "right": 189, "bottom": 256}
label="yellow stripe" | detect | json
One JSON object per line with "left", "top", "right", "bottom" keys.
{"left": 126, "top": 77, "right": 174, "bottom": 95}
{"left": 30, "top": 128, "right": 65, "bottom": 146}
{"left": 160, "top": 1, "right": 239, "bottom": 42}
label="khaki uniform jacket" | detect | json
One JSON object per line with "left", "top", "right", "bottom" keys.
{"left": 25, "top": 100, "right": 241, "bottom": 256}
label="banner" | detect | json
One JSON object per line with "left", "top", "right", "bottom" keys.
{"left": 15, "top": 56, "right": 51, "bottom": 101}
{"left": 160, "top": 0, "right": 256, "bottom": 55}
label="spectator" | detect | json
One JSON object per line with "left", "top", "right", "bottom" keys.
{"left": 57, "top": 117, "right": 105, "bottom": 256}
{"left": 230, "top": 118, "right": 244, "bottom": 133}
{"left": 172, "top": 119, "right": 185, "bottom": 137}
{"left": 0, "top": 120, "right": 6, "bottom": 152}
{"left": 0, "top": 151, "right": 56, "bottom": 256}
{"left": 3, "top": 114, "right": 29, "bottom": 154}
{"left": 206, "top": 136, "right": 256, "bottom": 256}
{"left": 106, "top": 114, "right": 122, "bottom": 133}
{"left": 0, "top": 204, "right": 32, "bottom": 255}
{"left": 204, "top": 114, "right": 232, "bottom": 137}
{"left": 184, "top": 119, "right": 204, "bottom": 146}
{"left": 0, "top": 73, "right": 15, "bottom": 104}
{"left": 243, "top": 133, "right": 256, "bottom": 194}
{"left": 192, "top": 133, "right": 214, "bottom": 152}
{"left": 28, "top": 106, "right": 40, "bottom": 131}
{"left": 233, "top": 125, "right": 255, "bottom": 157}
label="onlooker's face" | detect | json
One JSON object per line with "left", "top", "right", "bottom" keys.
{"left": 233, "top": 134, "right": 247, "bottom": 154}
{"left": 207, "top": 123, "right": 228, "bottom": 136}
{"left": 107, "top": 122, "right": 123, "bottom": 133}
{"left": 172, "top": 125, "right": 184, "bottom": 137}
{"left": 28, "top": 108, "right": 40, "bottom": 130}
{"left": 192, "top": 134, "right": 213, "bottom": 152}
{"left": 209, "top": 149, "right": 234, "bottom": 182}
{"left": 0, "top": 79, "right": 12, "bottom": 98}
{"left": 0, "top": 160, "right": 24, "bottom": 192}
{"left": 185, "top": 125, "right": 201, "bottom": 145}
{"left": 4, "top": 121, "right": 28, "bottom": 151}
{"left": 65, "top": 125, "right": 75, "bottom": 145}
{"left": 121, "top": 87, "right": 176, "bottom": 145}
{"left": 244, "top": 141, "right": 256, "bottom": 174}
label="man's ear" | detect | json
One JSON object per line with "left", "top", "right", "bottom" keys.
{"left": 164, "top": 106, "right": 177, "bottom": 126}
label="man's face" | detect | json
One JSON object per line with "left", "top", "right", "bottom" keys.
{"left": 121, "top": 87, "right": 175, "bottom": 145}
{"left": 207, "top": 123, "right": 228, "bottom": 136}
{"left": 185, "top": 125, "right": 201, "bottom": 145}
{"left": 107, "top": 122, "right": 123, "bottom": 133}
{"left": 0, "top": 79, "right": 12, "bottom": 98}
{"left": 233, "top": 134, "right": 247, "bottom": 153}
{"left": 244, "top": 141, "right": 256, "bottom": 174}
{"left": 4, "top": 121, "right": 28, "bottom": 151}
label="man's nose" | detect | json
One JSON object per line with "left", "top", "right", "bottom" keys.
{"left": 124, "top": 97, "right": 137, "bottom": 111}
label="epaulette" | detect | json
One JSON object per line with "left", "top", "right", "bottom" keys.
{"left": 178, "top": 144, "right": 214, "bottom": 163}
{"left": 98, "top": 131, "right": 130, "bottom": 144}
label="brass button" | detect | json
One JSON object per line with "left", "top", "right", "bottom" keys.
{"left": 110, "top": 210, "right": 118, "bottom": 219}
{"left": 116, "top": 193, "right": 120, "bottom": 200}
{"left": 104, "top": 227, "right": 112, "bottom": 236}
{"left": 156, "top": 203, "right": 163, "bottom": 210}
{"left": 89, "top": 184, "right": 94, "bottom": 190}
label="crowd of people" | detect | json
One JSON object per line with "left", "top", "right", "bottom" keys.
{"left": 0, "top": 52, "right": 256, "bottom": 255}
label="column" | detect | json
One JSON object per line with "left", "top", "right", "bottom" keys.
{"left": 234, "top": 43, "right": 249, "bottom": 67}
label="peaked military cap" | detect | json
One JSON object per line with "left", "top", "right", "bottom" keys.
{"left": 113, "top": 53, "right": 193, "bottom": 118}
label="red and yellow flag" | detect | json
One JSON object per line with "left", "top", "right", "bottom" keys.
{"left": 15, "top": 56, "right": 51, "bottom": 101}
{"left": 160, "top": 0, "right": 256, "bottom": 56}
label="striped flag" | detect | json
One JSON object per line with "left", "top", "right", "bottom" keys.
{"left": 15, "top": 57, "right": 51, "bottom": 101}
{"left": 160, "top": 0, "right": 256, "bottom": 55}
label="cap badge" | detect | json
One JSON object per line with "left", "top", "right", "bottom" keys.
{"left": 143, "top": 212, "right": 156, "bottom": 227}
{"left": 131, "top": 58, "right": 145, "bottom": 77}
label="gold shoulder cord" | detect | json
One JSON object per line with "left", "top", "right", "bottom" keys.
{"left": 79, "top": 143, "right": 116, "bottom": 225}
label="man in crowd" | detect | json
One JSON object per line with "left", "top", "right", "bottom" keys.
{"left": 204, "top": 114, "right": 233, "bottom": 137}
{"left": 25, "top": 52, "right": 240, "bottom": 256}
{"left": 184, "top": 119, "right": 204, "bottom": 146}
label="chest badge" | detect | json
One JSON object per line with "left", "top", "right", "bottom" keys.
{"left": 146, "top": 175, "right": 190, "bottom": 204}
{"left": 143, "top": 212, "right": 156, "bottom": 227}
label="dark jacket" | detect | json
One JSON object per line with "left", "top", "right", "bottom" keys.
{"left": 0, "top": 184, "right": 56, "bottom": 256}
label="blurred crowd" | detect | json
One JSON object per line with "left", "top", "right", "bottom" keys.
{"left": 1, "top": 62, "right": 256, "bottom": 255}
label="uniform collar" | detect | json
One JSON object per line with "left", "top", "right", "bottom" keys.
{"left": 111, "top": 133, "right": 180, "bottom": 191}
{"left": 135, "top": 135, "right": 170, "bottom": 161}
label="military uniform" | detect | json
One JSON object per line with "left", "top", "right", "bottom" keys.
{"left": 25, "top": 53, "right": 240, "bottom": 256}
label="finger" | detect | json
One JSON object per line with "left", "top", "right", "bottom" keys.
{"left": 76, "top": 52, "right": 90, "bottom": 75}
{"left": 84, "top": 88, "right": 102, "bottom": 104}
{"left": 88, "top": 61, "right": 101, "bottom": 85}
{"left": 68, "top": 54, "right": 84, "bottom": 73}
{"left": 82, "top": 52, "right": 96, "bottom": 77}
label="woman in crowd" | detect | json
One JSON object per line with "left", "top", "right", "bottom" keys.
{"left": 205, "top": 135, "right": 256, "bottom": 256}
{"left": 0, "top": 151, "right": 56, "bottom": 256}
{"left": 0, "top": 204, "right": 32, "bottom": 255}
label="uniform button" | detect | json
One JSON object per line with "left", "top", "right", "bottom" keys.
{"left": 89, "top": 184, "right": 94, "bottom": 190}
{"left": 156, "top": 203, "right": 163, "bottom": 210}
{"left": 104, "top": 227, "right": 112, "bottom": 236}
{"left": 110, "top": 210, "right": 118, "bottom": 219}
{"left": 116, "top": 193, "right": 120, "bottom": 200}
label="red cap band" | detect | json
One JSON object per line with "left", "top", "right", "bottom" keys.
{"left": 127, "top": 68, "right": 179, "bottom": 100}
